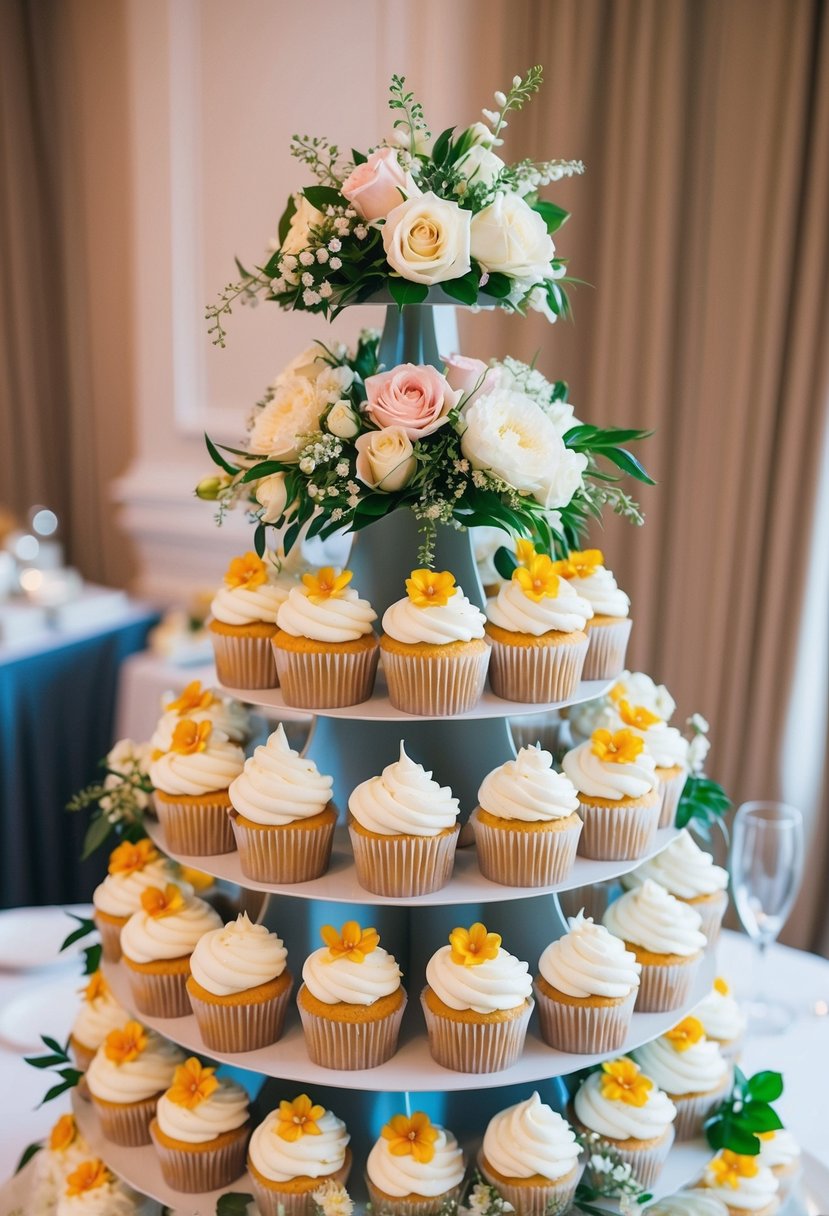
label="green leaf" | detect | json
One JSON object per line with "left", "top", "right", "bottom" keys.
{"left": 479, "top": 272, "right": 512, "bottom": 299}
{"left": 60, "top": 916, "right": 95, "bottom": 952}
{"left": 431, "top": 126, "right": 455, "bottom": 165}
{"left": 722, "top": 1123, "right": 763, "bottom": 1155}
{"left": 205, "top": 433, "right": 238, "bottom": 476}
{"left": 81, "top": 813, "right": 114, "bottom": 861}
{"left": 25, "top": 1054, "right": 66, "bottom": 1069}
{"left": 83, "top": 943, "right": 102, "bottom": 975}
{"left": 253, "top": 523, "right": 267, "bottom": 559}
{"left": 440, "top": 275, "right": 479, "bottom": 306}
{"left": 217, "top": 1195, "right": 254, "bottom": 1216}
{"left": 493, "top": 546, "right": 518, "bottom": 580}
{"left": 705, "top": 1117, "right": 730, "bottom": 1150}
{"left": 601, "top": 447, "right": 656, "bottom": 485}
{"left": 387, "top": 277, "right": 429, "bottom": 311}
{"left": 551, "top": 379, "right": 569, "bottom": 402}
{"left": 531, "top": 199, "right": 570, "bottom": 233}
{"left": 302, "top": 185, "right": 346, "bottom": 210}
{"left": 351, "top": 149, "right": 367, "bottom": 165}
{"left": 738, "top": 1102, "right": 784, "bottom": 1133}
{"left": 240, "top": 460, "right": 288, "bottom": 484}
{"left": 41, "top": 1036, "right": 67, "bottom": 1055}
{"left": 15, "top": 1141, "right": 42, "bottom": 1173}
{"left": 746, "top": 1071, "right": 784, "bottom": 1103}
{"left": 277, "top": 195, "right": 297, "bottom": 247}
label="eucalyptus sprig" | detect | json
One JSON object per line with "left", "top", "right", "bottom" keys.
{"left": 704, "top": 1068, "right": 784, "bottom": 1155}
{"left": 676, "top": 774, "right": 732, "bottom": 838}
{"left": 24, "top": 1036, "right": 83, "bottom": 1106}
{"left": 389, "top": 74, "right": 431, "bottom": 155}
{"left": 289, "top": 134, "right": 343, "bottom": 185}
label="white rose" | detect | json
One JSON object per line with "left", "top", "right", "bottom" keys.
{"left": 325, "top": 400, "right": 361, "bottom": 439}
{"left": 248, "top": 376, "right": 322, "bottom": 461}
{"left": 460, "top": 388, "right": 586, "bottom": 509}
{"left": 254, "top": 473, "right": 288, "bottom": 523}
{"left": 315, "top": 365, "right": 355, "bottom": 403}
{"left": 355, "top": 427, "right": 416, "bottom": 492}
{"left": 688, "top": 733, "right": 711, "bottom": 774}
{"left": 455, "top": 144, "right": 505, "bottom": 192}
{"left": 382, "top": 192, "right": 471, "bottom": 285}
{"left": 463, "top": 121, "right": 498, "bottom": 148}
{"left": 280, "top": 194, "right": 325, "bottom": 257}
{"left": 470, "top": 192, "right": 555, "bottom": 280}
{"left": 106, "top": 738, "right": 142, "bottom": 775}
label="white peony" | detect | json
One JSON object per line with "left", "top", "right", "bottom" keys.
{"left": 248, "top": 376, "right": 322, "bottom": 461}
{"left": 355, "top": 427, "right": 416, "bottom": 492}
{"left": 455, "top": 144, "right": 505, "bottom": 192}
{"left": 315, "top": 365, "right": 355, "bottom": 403}
{"left": 254, "top": 472, "right": 288, "bottom": 522}
{"left": 382, "top": 192, "right": 471, "bottom": 285}
{"left": 470, "top": 192, "right": 555, "bottom": 281}
{"left": 280, "top": 194, "right": 325, "bottom": 256}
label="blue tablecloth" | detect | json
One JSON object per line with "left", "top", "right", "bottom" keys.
{"left": 0, "top": 609, "right": 158, "bottom": 907}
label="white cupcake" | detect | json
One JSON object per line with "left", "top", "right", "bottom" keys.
{"left": 634, "top": 1015, "right": 731, "bottom": 1139}
{"left": 701, "top": 1151, "right": 780, "bottom": 1216}
{"left": 478, "top": 1092, "right": 582, "bottom": 1215}
{"left": 603, "top": 880, "right": 707, "bottom": 1011}
{"left": 366, "top": 1110, "right": 465, "bottom": 1216}
{"left": 247, "top": 1096, "right": 352, "bottom": 1216}
{"left": 694, "top": 978, "right": 747, "bottom": 1062}
{"left": 623, "top": 830, "right": 729, "bottom": 942}
{"left": 150, "top": 721, "right": 245, "bottom": 856}
{"left": 572, "top": 1058, "right": 676, "bottom": 1189}
{"left": 556, "top": 548, "right": 632, "bottom": 679}
{"left": 562, "top": 730, "right": 660, "bottom": 860}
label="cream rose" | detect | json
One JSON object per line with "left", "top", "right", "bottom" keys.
{"left": 280, "top": 194, "right": 325, "bottom": 257}
{"left": 364, "top": 363, "right": 460, "bottom": 438}
{"left": 341, "top": 147, "right": 420, "bottom": 221}
{"left": 355, "top": 427, "right": 416, "bottom": 492}
{"left": 324, "top": 400, "right": 361, "bottom": 439}
{"left": 442, "top": 354, "right": 499, "bottom": 404}
{"left": 248, "top": 376, "right": 322, "bottom": 461}
{"left": 254, "top": 473, "right": 288, "bottom": 522}
{"left": 274, "top": 344, "right": 330, "bottom": 385}
{"left": 470, "top": 192, "right": 555, "bottom": 281}
{"left": 455, "top": 144, "right": 505, "bottom": 192}
{"left": 382, "top": 192, "right": 471, "bottom": 285}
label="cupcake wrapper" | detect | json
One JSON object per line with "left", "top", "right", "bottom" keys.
{"left": 348, "top": 825, "right": 459, "bottom": 897}
{"left": 671, "top": 1080, "right": 731, "bottom": 1141}
{"left": 636, "top": 955, "right": 702, "bottom": 1012}
{"left": 150, "top": 1122, "right": 249, "bottom": 1192}
{"left": 69, "top": 1037, "right": 95, "bottom": 1101}
{"left": 211, "top": 631, "right": 277, "bottom": 690}
{"left": 94, "top": 913, "right": 125, "bottom": 963}
{"left": 91, "top": 1093, "right": 159, "bottom": 1146}
{"left": 657, "top": 767, "right": 688, "bottom": 829}
{"left": 471, "top": 810, "right": 582, "bottom": 888}
{"left": 231, "top": 813, "right": 335, "bottom": 884}
{"left": 125, "top": 964, "right": 192, "bottom": 1018}
{"left": 576, "top": 796, "right": 660, "bottom": 860}
{"left": 154, "top": 795, "right": 235, "bottom": 857}
{"left": 382, "top": 648, "right": 490, "bottom": 716}
{"left": 533, "top": 983, "right": 636, "bottom": 1054}
{"left": 690, "top": 891, "right": 729, "bottom": 944}
{"left": 583, "top": 618, "right": 633, "bottom": 680}
{"left": 298, "top": 991, "right": 407, "bottom": 1070}
{"left": 250, "top": 1159, "right": 352, "bottom": 1216}
{"left": 273, "top": 643, "right": 379, "bottom": 709}
{"left": 188, "top": 978, "right": 293, "bottom": 1053}
{"left": 477, "top": 1156, "right": 582, "bottom": 1216}
{"left": 364, "top": 1180, "right": 462, "bottom": 1216}
{"left": 488, "top": 636, "right": 587, "bottom": 704}
{"left": 613, "top": 1126, "right": 674, "bottom": 1189}
{"left": 419, "top": 991, "right": 533, "bottom": 1073}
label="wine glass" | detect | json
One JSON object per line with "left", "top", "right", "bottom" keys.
{"left": 730, "top": 800, "right": 804, "bottom": 1033}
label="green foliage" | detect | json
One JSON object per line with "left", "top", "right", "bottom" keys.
{"left": 532, "top": 199, "right": 570, "bottom": 234}
{"left": 60, "top": 914, "right": 96, "bottom": 953}
{"left": 565, "top": 425, "right": 655, "bottom": 486}
{"left": 24, "top": 1037, "right": 83, "bottom": 1106}
{"left": 15, "top": 1141, "right": 42, "bottom": 1173}
{"left": 216, "top": 1194, "right": 254, "bottom": 1216}
{"left": 388, "top": 74, "right": 431, "bottom": 153}
{"left": 676, "top": 774, "right": 732, "bottom": 837}
{"left": 705, "top": 1069, "right": 784, "bottom": 1155}
{"left": 388, "top": 277, "right": 429, "bottom": 310}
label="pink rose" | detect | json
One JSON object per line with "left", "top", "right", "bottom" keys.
{"left": 364, "top": 363, "right": 461, "bottom": 439}
{"left": 442, "top": 353, "right": 499, "bottom": 405}
{"left": 341, "top": 148, "right": 420, "bottom": 222}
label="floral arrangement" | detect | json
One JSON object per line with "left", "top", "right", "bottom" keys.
{"left": 66, "top": 737, "right": 153, "bottom": 858}
{"left": 206, "top": 68, "right": 585, "bottom": 344}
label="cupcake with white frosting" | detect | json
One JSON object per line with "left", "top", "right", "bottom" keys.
{"left": 694, "top": 978, "right": 747, "bottom": 1062}
{"left": 272, "top": 566, "right": 379, "bottom": 707}
{"left": 186, "top": 912, "right": 293, "bottom": 1052}
{"left": 209, "top": 550, "right": 296, "bottom": 688}
{"left": 634, "top": 1015, "right": 731, "bottom": 1139}
{"left": 471, "top": 745, "right": 582, "bottom": 887}
{"left": 56, "top": 1158, "right": 153, "bottom": 1216}
{"left": 756, "top": 1128, "right": 801, "bottom": 1195}
{"left": 623, "top": 830, "right": 729, "bottom": 942}
{"left": 297, "top": 920, "right": 406, "bottom": 1070}
{"left": 150, "top": 719, "right": 245, "bottom": 856}
{"left": 32, "top": 1114, "right": 95, "bottom": 1209}
{"left": 478, "top": 1092, "right": 582, "bottom": 1215}
{"left": 70, "top": 970, "right": 130, "bottom": 1079}
{"left": 648, "top": 1191, "right": 729, "bottom": 1216}
{"left": 120, "top": 884, "right": 222, "bottom": 1018}
{"left": 556, "top": 548, "right": 632, "bottom": 679}
{"left": 534, "top": 912, "right": 641, "bottom": 1053}
{"left": 365, "top": 1109, "right": 465, "bottom": 1216}
{"left": 228, "top": 724, "right": 336, "bottom": 883}
{"left": 381, "top": 569, "right": 489, "bottom": 715}
{"left": 247, "top": 1094, "right": 352, "bottom": 1216}
{"left": 611, "top": 697, "right": 689, "bottom": 828}
{"left": 421, "top": 921, "right": 533, "bottom": 1073}
{"left": 348, "top": 742, "right": 461, "bottom": 896}
{"left": 92, "top": 838, "right": 182, "bottom": 962}
{"left": 485, "top": 548, "right": 592, "bottom": 703}
{"left": 150, "top": 1057, "right": 250, "bottom": 1191}
{"left": 572, "top": 1057, "right": 677, "bottom": 1189}
{"left": 562, "top": 729, "right": 660, "bottom": 860}
{"left": 149, "top": 681, "right": 251, "bottom": 752}
{"left": 701, "top": 1150, "right": 780, "bottom": 1216}
{"left": 86, "top": 1020, "right": 185, "bottom": 1146}
{"left": 568, "top": 671, "right": 677, "bottom": 744}
{"left": 603, "top": 879, "right": 707, "bottom": 1011}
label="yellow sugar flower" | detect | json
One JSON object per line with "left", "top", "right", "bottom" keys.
{"left": 618, "top": 699, "right": 661, "bottom": 730}
{"left": 513, "top": 554, "right": 560, "bottom": 602}
{"left": 666, "top": 1016, "right": 705, "bottom": 1052}
{"left": 405, "top": 569, "right": 457, "bottom": 608}
{"left": 169, "top": 718, "right": 212, "bottom": 755}
{"left": 558, "top": 548, "right": 604, "bottom": 579}
{"left": 165, "top": 680, "right": 215, "bottom": 715}
{"left": 177, "top": 865, "right": 215, "bottom": 892}
{"left": 449, "top": 922, "right": 501, "bottom": 967}
{"left": 590, "top": 728, "right": 644, "bottom": 765}
{"left": 107, "top": 837, "right": 159, "bottom": 877}
{"left": 81, "top": 970, "right": 109, "bottom": 1005}
{"left": 382, "top": 1112, "right": 438, "bottom": 1164}
{"left": 608, "top": 682, "right": 625, "bottom": 703}
{"left": 514, "top": 538, "right": 538, "bottom": 567}
{"left": 49, "top": 1114, "right": 77, "bottom": 1152}
{"left": 714, "top": 977, "right": 731, "bottom": 996}
{"left": 65, "top": 1160, "right": 112, "bottom": 1197}
{"left": 140, "top": 883, "right": 185, "bottom": 919}
{"left": 709, "top": 1150, "right": 760, "bottom": 1189}
{"left": 600, "top": 1058, "right": 653, "bottom": 1107}
{"left": 104, "top": 1020, "right": 148, "bottom": 1065}
{"left": 757, "top": 1131, "right": 776, "bottom": 1142}
{"left": 167, "top": 1057, "right": 219, "bottom": 1109}
{"left": 276, "top": 1094, "right": 325, "bottom": 1141}
{"left": 302, "top": 567, "right": 353, "bottom": 603}
{"left": 320, "top": 920, "right": 380, "bottom": 963}
{"left": 225, "top": 551, "right": 267, "bottom": 590}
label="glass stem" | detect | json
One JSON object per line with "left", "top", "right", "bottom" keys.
{"left": 754, "top": 937, "right": 769, "bottom": 1005}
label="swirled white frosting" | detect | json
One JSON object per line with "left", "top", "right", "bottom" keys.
{"left": 156, "top": 1077, "right": 249, "bottom": 1144}
{"left": 571, "top": 566, "right": 630, "bottom": 617}
{"left": 425, "top": 943, "right": 532, "bottom": 1014}
{"left": 150, "top": 694, "right": 250, "bottom": 751}
{"left": 276, "top": 583, "right": 376, "bottom": 642}
{"left": 382, "top": 587, "right": 486, "bottom": 644}
{"left": 486, "top": 577, "right": 593, "bottom": 635}
{"left": 703, "top": 1156, "right": 779, "bottom": 1211}
{"left": 603, "top": 880, "right": 706, "bottom": 956}
{"left": 623, "top": 831, "right": 728, "bottom": 899}
{"left": 248, "top": 1106, "right": 349, "bottom": 1181}
{"left": 56, "top": 1172, "right": 149, "bottom": 1216}
{"left": 639, "top": 721, "right": 689, "bottom": 769}
{"left": 694, "top": 984, "right": 747, "bottom": 1043}
{"left": 302, "top": 945, "right": 402, "bottom": 1006}
{"left": 93, "top": 857, "right": 181, "bottom": 919}
{"left": 150, "top": 730, "right": 245, "bottom": 797}
{"left": 71, "top": 983, "right": 130, "bottom": 1049}
{"left": 648, "top": 1192, "right": 729, "bottom": 1216}
{"left": 561, "top": 739, "right": 657, "bottom": 800}
{"left": 188, "top": 912, "right": 288, "bottom": 995}
{"left": 86, "top": 1030, "right": 185, "bottom": 1103}
{"left": 349, "top": 742, "right": 459, "bottom": 836}
{"left": 120, "top": 893, "right": 222, "bottom": 963}
{"left": 757, "top": 1129, "right": 800, "bottom": 1170}
{"left": 574, "top": 1068, "right": 677, "bottom": 1141}
{"left": 482, "top": 1092, "right": 580, "bottom": 1181}
{"left": 228, "top": 724, "right": 333, "bottom": 825}
{"left": 569, "top": 672, "right": 677, "bottom": 743}
{"left": 210, "top": 572, "right": 295, "bottom": 626}
{"left": 634, "top": 1032, "right": 729, "bottom": 1096}
{"left": 478, "top": 745, "right": 579, "bottom": 822}
{"left": 538, "top": 912, "right": 641, "bottom": 999}
{"left": 367, "top": 1125, "right": 464, "bottom": 1197}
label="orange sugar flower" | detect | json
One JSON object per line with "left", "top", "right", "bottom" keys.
{"left": 276, "top": 1094, "right": 326, "bottom": 1141}
{"left": 709, "top": 1150, "right": 760, "bottom": 1189}
{"left": 714, "top": 977, "right": 731, "bottom": 996}
{"left": 167, "top": 1057, "right": 219, "bottom": 1109}
{"left": 320, "top": 920, "right": 380, "bottom": 963}
{"left": 514, "top": 538, "right": 538, "bottom": 567}
{"left": 513, "top": 554, "right": 560, "bottom": 602}
{"left": 590, "top": 728, "right": 644, "bottom": 765}
{"left": 302, "top": 567, "right": 353, "bottom": 603}
{"left": 104, "top": 1020, "right": 148, "bottom": 1065}
{"left": 107, "top": 837, "right": 159, "bottom": 877}
{"left": 600, "top": 1058, "right": 653, "bottom": 1107}
{"left": 449, "top": 922, "right": 501, "bottom": 967}
{"left": 225, "top": 551, "right": 267, "bottom": 591}
{"left": 665, "top": 1016, "right": 705, "bottom": 1052}
{"left": 81, "top": 971, "right": 109, "bottom": 1004}
{"left": 382, "top": 1112, "right": 438, "bottom": 1164}
{"left": 165, "top": 680, "right": 215, "bottom": 715}
{"left": 618, "top": 699, "right": 661, "bottom": 730}
{"left": 65, "top": 1160, "right": 112, "bottom": 1198}
{"left": 141, "top": 883, "right": 185, "bottom": 919}
{"left": 49, "top": 1114, "right": 77, "bottom": 1152}
{"left": 169, "top": 718, "right": 212, "bottom": 756}
{"left": 405, "top": 569, "right": 457, "bottom": 608}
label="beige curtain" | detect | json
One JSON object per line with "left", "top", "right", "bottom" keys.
{"left": 460, "top": 0, "right": 829, "bottom": 950}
